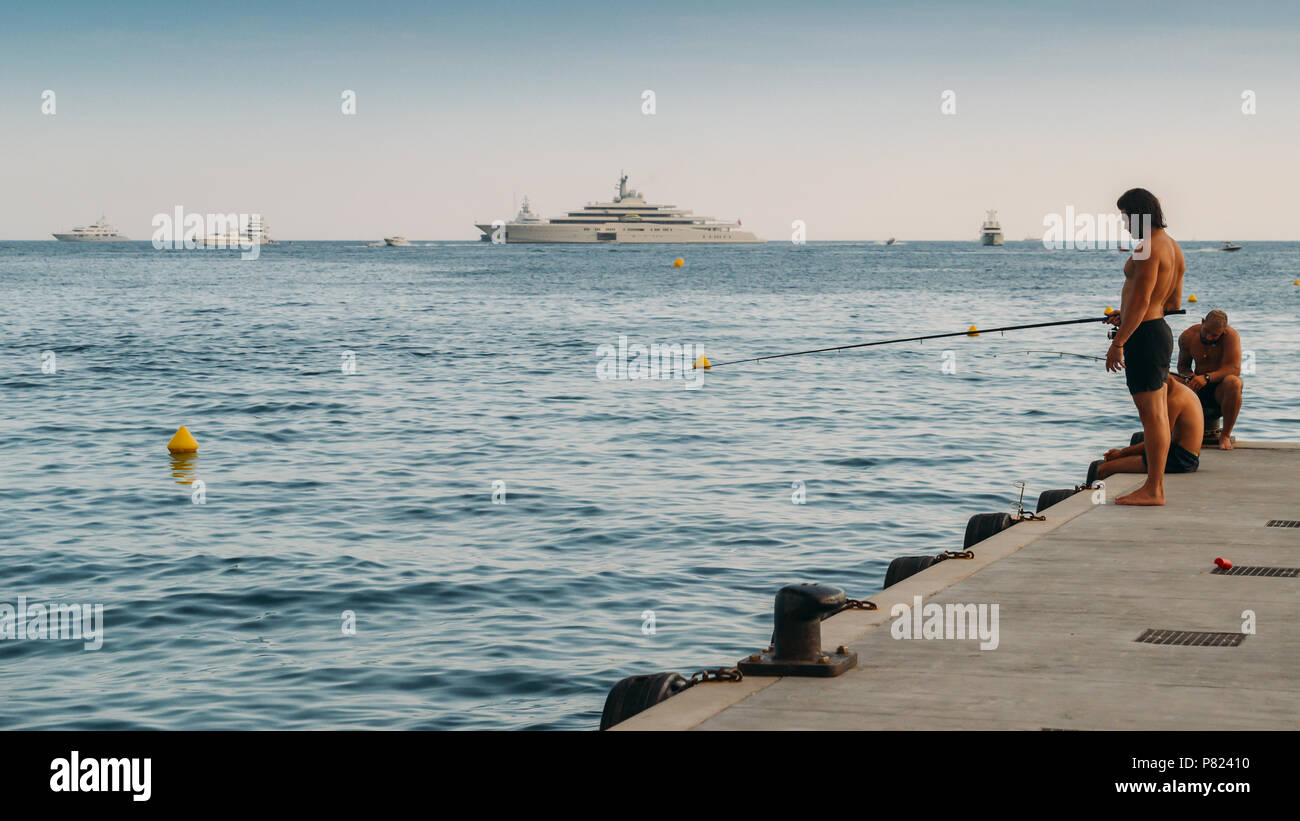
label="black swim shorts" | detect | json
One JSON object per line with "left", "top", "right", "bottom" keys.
{"left": 1123, "top": 318, "right": 1174, "bottom": 395}
{"left": 1141, "top": 441, "right": 1201, "bottom": 474}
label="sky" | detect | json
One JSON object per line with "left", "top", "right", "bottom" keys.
{"left": 2, "top": 0, "right": 1299, "bottom": 240}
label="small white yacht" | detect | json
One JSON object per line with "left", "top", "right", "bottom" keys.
{"left": 979, "top": 210, "right": 1004, "bottom": 246}
{"left": 53, "top": 216, "right": 130, "bottom": 242}
{"left": 384, "top": 236, "right": 412, "bottom": 246}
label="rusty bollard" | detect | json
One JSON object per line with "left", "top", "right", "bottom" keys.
{"left": 738, "top": 583, "right": 857, "bottom": 677}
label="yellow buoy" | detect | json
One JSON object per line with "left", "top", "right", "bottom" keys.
{"left": 167, "top": 425, "right": 198, "bottom": 453}
{"left": 1104, "top": 306, "right": 1114, "bottom": 315}
{"left": 1293, "top": 279, "right": 1298, "bottom": 286}
{"left": 672, "top": 258, "right": 684, "bottom": 268}
{"left": 966, "top": 325, "right": 979, "bottom": 337}
{"left": 1188, "top": 293, "right": 1198, "bottom": 303}
{"left": 693, "top": 354, "right": 711, "bottom": 370}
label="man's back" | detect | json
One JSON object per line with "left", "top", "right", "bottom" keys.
{"left": 1121, "top": 231, "right": 1184, "bottom": 320}
{"left": 1147, "top": 232, "right": 1183, "bottom": 317}
{"left": 1168, "top": 378, "right": 1205, "bottom": 452}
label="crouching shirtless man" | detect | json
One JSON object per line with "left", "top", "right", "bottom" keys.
{"left": 1177, "top": 309, "right": 1243, "bottom": 450}
{"left": 1091, "top": 375, "right": 1204, "bottom": 484}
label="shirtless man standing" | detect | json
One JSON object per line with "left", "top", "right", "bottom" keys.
{"left": 1104, "top": 188, "right": 1185, "bottom": 506}
{"left": 1090, "top": 376, "right": 1203, "bottom": 483}
{"left": 1177, "top": 309, "right": 1243, "bottom": 450}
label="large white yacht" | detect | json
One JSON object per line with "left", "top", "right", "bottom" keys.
{"left": 195, "top": 217, "right": 274, "bottom": 247}
{"left": 979, "top": 210, "right": 1004, "bottom": 246}
{"left": 53, "top": 216, "right": 130, "bottom": 242}
{"left": 476, "top": 174, "right": 761, "bottom": 243}
{"left": 510, "top": 196, "right": 542, "bottom": 225}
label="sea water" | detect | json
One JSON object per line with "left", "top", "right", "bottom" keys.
{"left": 1, "top": 240, "right": 1296, "bottom": 729}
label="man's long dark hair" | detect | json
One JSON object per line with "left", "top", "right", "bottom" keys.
{"left": 1116, "top": 188, "right": 1167, "bottom": 238}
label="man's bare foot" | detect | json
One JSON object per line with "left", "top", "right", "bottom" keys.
{"left": 1219, "top": 433, "right": 1235, "bottom": 450}
{"left": 1116, "top": 486, "right": 1166, "bottom": 506}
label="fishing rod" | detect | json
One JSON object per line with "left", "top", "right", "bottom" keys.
{"left": 993, "top": 350, "right": 1107, "bottom": 361}
{"left": 701, "top": 309, "right": 1186, "bottom": 369}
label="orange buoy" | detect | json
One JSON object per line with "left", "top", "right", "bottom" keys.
{"left": 167, "top": 425, "right": 198, "bottom": 453}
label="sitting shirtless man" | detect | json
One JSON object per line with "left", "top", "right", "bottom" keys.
{"left": 1089, "top": 375, "right": 1203, "bottom": 484}
{"left": 1177, "top": 309, "right": 1243, "bottom": 450}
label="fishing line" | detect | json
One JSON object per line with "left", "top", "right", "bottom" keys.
{"left": 700, "top": 309, "right": 1186, "bottom": 369}
{"left": 992, "top": 350, "right": 1107, "bottom": 361}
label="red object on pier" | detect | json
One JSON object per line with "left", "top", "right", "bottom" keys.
{"left": 1214, "top": 557, "right": 1232, "bottom": 569}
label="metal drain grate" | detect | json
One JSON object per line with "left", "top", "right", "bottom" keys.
{"left": 1266, "top": 520, "right": 1300, "bottom": 528}
{"left": 1135, "top": 629, "right": 1245, "bottom": 646}
{"left": 1213, "top": 565, "right": 1300, "bottom": 577}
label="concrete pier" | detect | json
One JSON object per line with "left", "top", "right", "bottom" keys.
{"left": 612, "top": 442, "right": 1300, "bottom": 731}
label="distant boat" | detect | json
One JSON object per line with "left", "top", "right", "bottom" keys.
{"left": 885, "top": 237, "right": 896, "bottom": 245}
{"left": 365, "top": 242, "right": 382, "bottom": 247}
{"left": 53, "top": 215, "right": 130, "bottom": 242}
{"left": 1117, "top": 246, "right": 1130, "bottom": 252}
{"left": 475, "top": 173, "right": 761, "bottom": 243}
{"left": 384, "top": 237, "right": 411, "bottom": 247}
{"left": 195, "top": 218, "right": 274, "bottom": 248}
{"left": 979, "top": 210, "right": 1003, "bottom": 246}
{"left": 1220, "top": 241, "right": 1242, "bottom": 252}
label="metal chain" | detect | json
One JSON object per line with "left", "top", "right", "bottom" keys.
{"left": 682, "top": 667, "right": 743, "bottom": 689}
{"left": 842, "top": 598, "right": 878, "bottom": 611}
{"left": 936, "top": 549, "right": 975, "bottom": 561}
